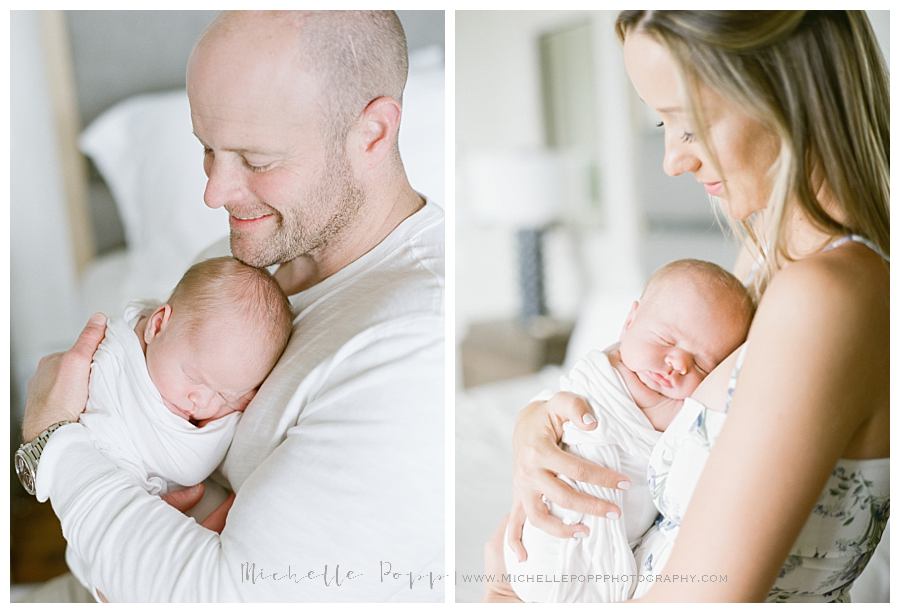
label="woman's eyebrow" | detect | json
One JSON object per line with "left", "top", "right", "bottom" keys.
{"left": 638, "top": 97, "right": 683, "bottom": 114}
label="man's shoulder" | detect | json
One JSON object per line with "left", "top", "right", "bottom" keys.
{"left": 309, "top": 201, "right": 444, "bottom": 317}
{"left": 391, "top": 199, "right": 444, "bottom": 268}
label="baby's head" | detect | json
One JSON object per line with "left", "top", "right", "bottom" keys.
{"left": 619, "top": 259, "right": 754, "bottom": 400}
{"left": 142, "top": 257, "right": 293, "bottom": 422}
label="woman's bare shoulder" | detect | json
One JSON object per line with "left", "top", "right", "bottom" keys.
{"left": 694, "top": 243, "right": 887, "bottom": 416}
{"left": 742, "top": 244, "right": 888, "bottom": 451}
{"left": 760, "top": 244, "right": 888, "bottom": 329}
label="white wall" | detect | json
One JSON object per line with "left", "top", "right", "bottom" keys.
{"left": 456, "top": 11, "right": 599, "bottom": 333}
{"left": 10, "top": 12, "right": 83, "bottom": 421}
{"left": 456, "top": 11, "right": 731, "bottom": 340}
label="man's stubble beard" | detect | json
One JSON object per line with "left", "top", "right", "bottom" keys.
{"left": 230, "top": 152, "right": 366, "bottom": 269}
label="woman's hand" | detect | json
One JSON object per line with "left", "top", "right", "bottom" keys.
{"left": 509, "top": 392, "right": 631, "bottom": 557}
{"left": 483, "top": 515, "right": 522, "bottom": 602}
{"left": 21, "top": 313, "right": 107, "bottom": 442}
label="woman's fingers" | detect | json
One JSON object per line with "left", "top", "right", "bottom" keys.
{"left": 521, "top": 491, "right": 590, "bottom": 538}
{"left": 546, "top": 391, "right": 598, "bottom": 430}
{"left": 506, "top": 500, "right": 528, "bottom": 562}
{"left": 483, "top": 515, "right": 521, "bottom": 602}
{"left": 544, "top": 443, "right": 630, "bottom": 491}
{"left": 535, "top": 469, "right": 621, "bottom": 518}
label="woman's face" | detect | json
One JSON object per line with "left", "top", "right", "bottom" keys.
{"left": 623, "top": 32, "right": 780, "bottom": 220}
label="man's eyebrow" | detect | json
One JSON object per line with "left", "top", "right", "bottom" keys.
{"left": 191, "top": 134, "right": 277, "bottom": 156}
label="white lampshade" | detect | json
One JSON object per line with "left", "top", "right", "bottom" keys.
{"left": 464, "top": 148, "right": 568, "bottom": 228}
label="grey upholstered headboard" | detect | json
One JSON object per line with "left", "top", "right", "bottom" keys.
{"left": 61, "top": 10, "right": 444, "bottom": 256}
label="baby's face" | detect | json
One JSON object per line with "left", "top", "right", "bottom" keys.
{"left": 145, "top": 314, "right": 275, "bottom": 422}
{"left": 618, "top": 282, "right": 747, "bottom": 400}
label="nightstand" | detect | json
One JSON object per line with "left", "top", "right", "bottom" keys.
{"left": 460, "top": 316, "right": 574, "bottom": 388}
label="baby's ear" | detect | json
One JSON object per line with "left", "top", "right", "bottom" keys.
{"left": 622, "top": 300, "right": 639, "bottom": 333}
{"left": 144, "top": 304, "right": 173, "bottom": 344}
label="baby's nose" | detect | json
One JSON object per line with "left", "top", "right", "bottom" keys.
{"left": 188, "top": 388, "right": 214, "bottom": 410}
{"left": 666, "top": 352, "right": 692, "bottom": 375}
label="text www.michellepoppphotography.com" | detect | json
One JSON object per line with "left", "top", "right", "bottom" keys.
{"left": 458, "top": 572, "right": 728, "bottom": 586}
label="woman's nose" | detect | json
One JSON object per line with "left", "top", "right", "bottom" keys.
{"left": 203, "top": 154, "right": 248, "bottom": 210}
{"left": 662, "top": 137, "right": 701, "bottom": 177}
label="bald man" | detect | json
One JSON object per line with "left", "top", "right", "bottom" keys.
{"left": 22, "top": 11, "right": 443, "bottom": 602}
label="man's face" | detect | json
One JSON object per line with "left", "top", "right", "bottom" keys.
{"left": 186, "top": 19, "right": 364, "bottom": 269}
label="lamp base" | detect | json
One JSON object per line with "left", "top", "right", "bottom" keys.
{"left": 516, "top": 227, "right": 547, "bottom": 322}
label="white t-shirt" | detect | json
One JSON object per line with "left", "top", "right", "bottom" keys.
{"left": 36, "top": 201, "right": 445, "bottom": 602}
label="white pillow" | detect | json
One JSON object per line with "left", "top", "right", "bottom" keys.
{"left": 79, "top": 90, "right": 229, "bottom": 285}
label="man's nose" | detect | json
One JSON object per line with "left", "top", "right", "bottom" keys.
{"left": 203, "top": 155, "right": 247, "bottom": 210}
{"left": 662, "top": 137, "right": 701, "bottom": 177}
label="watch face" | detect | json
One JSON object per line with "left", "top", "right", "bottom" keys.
{"left": 15, "top": 450, "right": 35, "bottom": 495}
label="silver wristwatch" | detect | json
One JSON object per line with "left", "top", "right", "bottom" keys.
{"left": 15, "top": 420, "right": 73, "bottom": 496}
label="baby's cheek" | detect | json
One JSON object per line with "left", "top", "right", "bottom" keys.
{"left": 682, "top": 372, "right": 705, "bottom": 396}
{"left": 237, "top": 390, "right": 258, "bottom": 412}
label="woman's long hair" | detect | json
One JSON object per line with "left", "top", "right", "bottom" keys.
{"left": 616, "top": 11, "right": 889, "bottom": 299}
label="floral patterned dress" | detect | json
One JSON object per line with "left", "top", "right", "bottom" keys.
{"left": 632, "top": 235, "right": 890, "bottom": 602}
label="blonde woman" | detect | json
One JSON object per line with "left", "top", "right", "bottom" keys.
{"left": 487, "top": 11, "right": 888, "bottom": 602}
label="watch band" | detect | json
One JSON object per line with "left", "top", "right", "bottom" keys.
{"left": 15, "top": 420, "right": 73, "bottom": 496}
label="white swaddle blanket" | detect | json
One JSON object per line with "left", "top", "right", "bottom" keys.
{"left": 504, "top": 350, "right": 661, "bottom": 602}
{"left": 68, "top": 302, "right": 241, "bottom": 593}
{"left": 79, "top": 301, "right": 241, "bottom": 495}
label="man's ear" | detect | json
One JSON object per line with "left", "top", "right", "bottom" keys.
{"left": 621, "top": 300, "right": 640, "bottom": 337}
{"left": 352, "top": 96, "right": 401, "bottom": 166}
{"left": 144, "top": 304, "right": 173, "bottom": 345}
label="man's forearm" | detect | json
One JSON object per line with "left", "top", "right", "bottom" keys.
{"left": 37, "top": 425, "right": 237, "bottom": 601}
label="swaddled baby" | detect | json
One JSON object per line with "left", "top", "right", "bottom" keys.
{"left": 505, "top": 259, "right": 754, "bottom": 602}
{"left": 79, "top": 256, "right": 293, "bottom": 496}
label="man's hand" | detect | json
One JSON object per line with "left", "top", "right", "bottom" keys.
{"left": 22, "top": 313, "right": 107, "bottom": 442}
{"left": 93, "top": 487, "right": 236, "bottom": 603}
{"left": 162, "top": 483, "right": 236, "bottom": 533}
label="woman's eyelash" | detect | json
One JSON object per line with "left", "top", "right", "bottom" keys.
{"left": 655, "top": 121, "right": 696, "bottom": 144}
